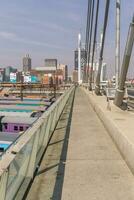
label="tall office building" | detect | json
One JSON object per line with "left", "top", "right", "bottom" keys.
{"left": 58, "top": 64, "right": 68, "bottom": 82}
{"left": 73, "top": 70, "right": 78, "bottom": 83}
{"left": 44, "top": 59, "right": 57, "bottom": 70}
{"left": 5, "top": 66, "right": 17, "bottom": 82}
{"left": 23, "top": 54, "right": 32, "bottom": 72}
{"left": 74, "top": 49, "right": 87, "bottom": 70}
{"left": 0, "top": 68, "right": 5, "bottom": 82}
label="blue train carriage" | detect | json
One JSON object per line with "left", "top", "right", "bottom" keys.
{"left": 0, "top": 105, "right": 47, "bottom": 115}
{"left": 0, "top": 142, "right": 11, "bottom": 152}
{"left": 0, "top": 132, "right": 19, "bottom": 154}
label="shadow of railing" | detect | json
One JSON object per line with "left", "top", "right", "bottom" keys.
{"left": 51, "top": 89, "right": 76, "bottom": 200}
{"left": 37, "top": 163, "right": 60, "bottom": 176}
{"left": 49, "top": 139, "right": 65, "bottom": 146}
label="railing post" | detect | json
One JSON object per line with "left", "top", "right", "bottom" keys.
{"left": 43, "top": 113, "right": 52, "bottom": 147}
{"left": 51, "top": 107, "right": 58, "bottom": 131}
{"left": 26, "top": 133, "right": 39, "bottom": 179}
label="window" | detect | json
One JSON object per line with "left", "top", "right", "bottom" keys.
{"left": 0, "top": 147, "right": 4, "bottom": 152}
{"left": 4, "top": 124, "right": 7, "bottom": 130}
{"left": 19, "top": 126, "right": 24, "bottom": 131}
{"left": 14, "top": 126, "right": 18, "bottom": 131}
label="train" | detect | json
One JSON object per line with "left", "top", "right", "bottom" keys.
{"left": 0, "top": 116, "right": 38, "bottom": 133}
{"left": 0, "top": 96, "right": 55, "bottom": 154}
{"left": 0, "top": 100, "right": 51, "bottom": 106}
{"left": 0, "top": 132, "right": 20, "bottom": 153}
{"left": 0, "top": 105, "right": 47, "bottom": 111}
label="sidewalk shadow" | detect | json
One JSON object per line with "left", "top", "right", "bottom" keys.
{"left": 37, "top": 163, "right": 59, "bottom": 176}
{"left": 51, "top": 90, "right": 75, "bottom": 200}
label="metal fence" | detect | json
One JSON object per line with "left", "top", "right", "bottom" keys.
{"left": 0, "top": 85, "right": 75, "bottom": 200}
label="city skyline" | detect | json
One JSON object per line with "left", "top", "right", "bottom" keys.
{"left": 0, "top": 1, "right": 133, "bottom": 77}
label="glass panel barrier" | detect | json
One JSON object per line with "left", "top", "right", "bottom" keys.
{"left": 6, "top": 135, "right": 35, "bottom": 200}
{"left": 0, "top": 86, "right": 75, "bottom": 200}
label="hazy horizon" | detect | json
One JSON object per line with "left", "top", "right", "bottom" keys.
{"left": 0, "top": 0, "right": 133, "bottom": 78}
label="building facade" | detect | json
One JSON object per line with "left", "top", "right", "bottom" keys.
{"left": 44, "top": 59, "right": 57, "bottom": 70}
{"left": 0, "top": 68, "right": 5, "bottom": 82}
{"left": 74, "top": 49, "right": 87, "bottom": 71}
{"left": 58, "top": 64, "right": 68, "bottom": 82}
{"left": 23, "top": 55, "right": 32, "bottom": 72}
{"left": 73, "top": 70, "right": 78, "bottom": 83}
{"left": 5, "top": 66, "right": 17, "bottom": 82}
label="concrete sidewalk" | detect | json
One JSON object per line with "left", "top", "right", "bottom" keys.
{"left": 83, "top": 87, "right": 134, "bottom": 174}
{"left": 25, "top": 92, "right": 74, "bottom": 200}
{"left": 61, "top": 88, "right": 134, "bottom": 200}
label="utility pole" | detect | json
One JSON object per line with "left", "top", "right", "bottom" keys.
{"left": 114, "top": 15, "right": 134, "bottom": 107}
{"left": 115, "top": 0, "right": 121, "bottom": 88}
{"left": 95, "top": 0, "right": 110, "bottom": 95}
{"left": 78, "top": 33, "right": 82, "bottom": 84}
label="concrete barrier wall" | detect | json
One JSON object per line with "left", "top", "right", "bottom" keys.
{"left": 82, "top": 87, "right": 134, "bottom": 175}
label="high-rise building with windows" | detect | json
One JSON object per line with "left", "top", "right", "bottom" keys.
{"left": 44, "top": 59, "right": 57, "bottom": 70}
{"left": 23, "top": 54, "right": 32, "bottom": 72}
{"left": 74, "top": 49, "right": 87, "bottom": 71}
{"left": 58, "top": 64, "right": 68, "bottom": 82}
{"left": 5, "top": 66, "right": 17, "bottom": 82}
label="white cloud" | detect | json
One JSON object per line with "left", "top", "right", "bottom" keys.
{"left": 0, "top": 31, "right": 16, "bottom": 39}
{"left": 22, "top": 18, "right": 73, "bottom": 34}
{"left": 16, "top": 38, "right": 64, "bottom": 50}
{"left": 0, "top": 30, "right": 64, "bottom": 49}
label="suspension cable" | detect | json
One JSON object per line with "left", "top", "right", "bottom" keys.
{"left": 86, "top": 0, "right": 95, "bottom": 82}
{"left": 85, "top": 0, "right": 92, "bottom": 82}
{"left": 95, "top": 0, "right": 110, "bottom": 95}
{"left": 89, "top": 0, "right": 100, "bottom": 90}
{"left": 85, "top": 0, "right": 91, "bottom": 51}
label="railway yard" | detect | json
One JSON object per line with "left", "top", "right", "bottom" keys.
{"left": 0, "top": 85, "right": 58, "bottom": 155}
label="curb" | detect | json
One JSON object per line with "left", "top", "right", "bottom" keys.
{"left": 82, "top": 87, "right": 134, "bottom": 175}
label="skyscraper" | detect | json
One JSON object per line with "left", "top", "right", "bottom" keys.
{"left": 58, "top": 64, "right": 68, "bottom": 82}
{"left": 74, "top": 49, "right": 87, "bottom": 71}
{"left": 5, "top": 66, "right": 17, "bottom": 82}
{"left": 44, "top": 59, "right": 57, "bottom": 69}
{"left": 23, "top": 54, "right": 32, "bottom": 72}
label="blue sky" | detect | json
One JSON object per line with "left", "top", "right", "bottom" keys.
{"left": 0, "top": 0, "right": 133, "bottom": 77}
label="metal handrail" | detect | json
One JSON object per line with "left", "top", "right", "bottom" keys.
{"left": 0, "top": 85, "right": 75, "bottom": 200}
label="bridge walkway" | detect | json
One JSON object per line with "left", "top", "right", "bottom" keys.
{"left": 25, "top": 87, "right": 74, "bottom": 200}
{"left": 61, "top": 87, "right": 134, "bottom": 200}
{"left": 26, "top": 87, "right": 134, "bottom": 200}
